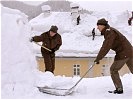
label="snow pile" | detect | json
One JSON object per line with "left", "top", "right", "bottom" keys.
{"left": 1, "top": 6, "right": 37, "bottom": 98}
{"left": 1, "top": 7, "right": 74, "bottom": 98}
{"left": 70, "top": 2, "right": 80, "bottom": 8}
{"left": 1, "top": 5, "right": 28, "bottom": 24}
{"left": 29, "top": 12, "right": 98, "bottom": 36}
{"left": 35, "top": 71, "right": 75, "bottom": 89}
{"left": 92, "top": 10, "right": 129, "bottom": 26}
{"left": 59, "top": 32, "right": 103, "bottom": 54}
{"left": 41, "top": 5, "right": 51, "bottom": 11}
{"left": 35, "top": 71, "right": 55, "bottom": 87}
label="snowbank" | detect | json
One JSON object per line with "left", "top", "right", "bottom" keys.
{"left": 1, "top": 6, "right": 38, "bottom": 98}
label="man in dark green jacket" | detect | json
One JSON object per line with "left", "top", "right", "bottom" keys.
{"left": 94, "top": 18, "right": 133, "bottom": 94}
{"left": 31, "top": 25, "right": 62, "bottom": 74}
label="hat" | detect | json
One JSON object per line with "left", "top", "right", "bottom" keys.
{"left": 97, "top": 18, "right": 108, "bottom": 26}
{"left": 49, "top": 25, "right": 58, "bottom": 33}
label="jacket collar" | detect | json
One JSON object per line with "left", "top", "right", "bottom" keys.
{"left": 101, "top": 24, "right": 110, "bottom": 35}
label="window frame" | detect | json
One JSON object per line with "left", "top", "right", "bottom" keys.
{"left": 73, "top": 64, "right": 80, "bottom": 76}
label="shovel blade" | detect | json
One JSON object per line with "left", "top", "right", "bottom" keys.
{"left": 37, "top": 86, "right": 74, "bottom": 96}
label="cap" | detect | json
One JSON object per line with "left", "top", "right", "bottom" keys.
{"left": 97, "top": 18, "right": 108, "bottom": 26}
{"left": 49, "top": 25, "right": 58, "bottom": 33}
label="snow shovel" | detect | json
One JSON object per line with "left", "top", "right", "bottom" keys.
{"left": 33, "top": 41, "right": 52, "bottom": 52}
{"left": 37, "top": 63, "right": 95, "bottom": 96}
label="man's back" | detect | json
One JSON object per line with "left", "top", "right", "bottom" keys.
{"left": 103, "top": 27, "right": 133, "bottom": 60}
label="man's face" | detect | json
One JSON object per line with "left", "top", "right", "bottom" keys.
{"left": 97, "top": 25, "right": 105, "bottom": 32}
{"left": 50, "top": 31, "right": 56, "bottom": 37}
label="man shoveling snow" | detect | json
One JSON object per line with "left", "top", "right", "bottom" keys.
{"left": 94, "top": 18, "right": 133, "bottom": 94}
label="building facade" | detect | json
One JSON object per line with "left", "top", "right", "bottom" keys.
{"left": 36, "top": 57, "right": 130, "bottom": 78}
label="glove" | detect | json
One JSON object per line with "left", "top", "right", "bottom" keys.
{"left": 94, "top": 59, "right": 100, "bottom": 64}
{"left": 30, "top": 37, "right": 34, "bottom": 42}
{"left": 50, "top": 49, "right": 55, "bottom": 53}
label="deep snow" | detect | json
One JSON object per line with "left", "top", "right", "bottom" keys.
{"left": 29, "top": 10, "right": 132, "bottom": 57}
{"left": 1, "top": 1, "right": 133, "bottom": 99}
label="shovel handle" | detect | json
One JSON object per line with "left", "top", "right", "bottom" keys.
{"left": 70, "top": 63, "right": 95, "bottom": 90}
{"left": 34, "top": 42, "right": 52, "bottom": 52}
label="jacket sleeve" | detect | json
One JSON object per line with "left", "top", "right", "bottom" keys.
{"left": 53, "top": 35, "right": 62, "bottom": 51}
{"left": 96, "top": 30, "right": 116, "bottom": 61}
{"left": 32, "top": 34, "right": 44, "bottom": 42}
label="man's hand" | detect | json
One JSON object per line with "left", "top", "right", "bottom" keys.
{"left": 30, "top": 37, "right": 34, "bottom": 42}
{"left": 94, "top": 59, "right": 100, "bottom": 64}
{"left": 50, "top": 49, "right": 55, "bottom": 53}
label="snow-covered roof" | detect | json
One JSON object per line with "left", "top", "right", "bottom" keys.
{"left": 35, "top": 52, "right": 115, "bottom": 58}
{"left": 29, "top": 10, "right": 132, "bottom": 57}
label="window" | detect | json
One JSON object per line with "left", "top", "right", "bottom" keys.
{"left": 73, "top": 64, "right": 80, "bottom": 76}
{"left": 101, "top": 65, "right": 107, "bottom": 76}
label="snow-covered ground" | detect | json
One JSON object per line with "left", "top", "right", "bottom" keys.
{"left": 1, "top": 1, "right": 133, "bottom": 99}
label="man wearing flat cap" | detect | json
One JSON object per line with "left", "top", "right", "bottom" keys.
{"left": 94, "top": 18, "right": 133, "bottom": 94}
{"left": 30, "top": 25, "right": 62, "bottom": 74}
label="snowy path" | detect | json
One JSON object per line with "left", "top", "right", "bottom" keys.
{"left": 28, "top": 73, "right": 132, "bottom": 99}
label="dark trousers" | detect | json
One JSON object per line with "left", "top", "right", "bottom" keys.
{"left": 92, "top": 34, "right": 95, "bottom": 40}
{"left": 110, "top": 57, "right": 133, "bottom": 90}
{"left": 42, "top": 53, "right": 55, "bottom": 73}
